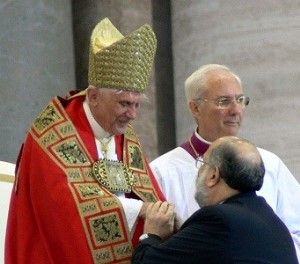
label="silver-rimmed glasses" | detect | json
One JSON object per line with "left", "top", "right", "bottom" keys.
{"left": 196, "top": 95, "right": 250, "bottom": 110}
{"left": 195, "top": 156, "right": 211, "bottom": 169}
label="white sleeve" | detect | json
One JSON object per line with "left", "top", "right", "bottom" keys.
{"left": 117, "top": 197, "right": 143, "bottom": 232}
{"left": 150, "top": 147, "right": 200, "bottom": 221}
{"left": 276, "top": 160, "right": 300, "bottom": 261}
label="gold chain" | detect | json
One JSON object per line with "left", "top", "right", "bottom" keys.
{"left": 99, "top": 136, "right": 113, "bottom": 158}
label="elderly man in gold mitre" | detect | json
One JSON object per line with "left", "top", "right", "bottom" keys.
{"left": 6, "top": 18, "right": 165, "bottom": 264}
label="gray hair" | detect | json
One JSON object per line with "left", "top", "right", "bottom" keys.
{"left": 86, "top": 85, "right": 148, "bottom": 102}
{"left": 184, "top": 64, "right": 243, "bottom": 105}
{"left": 208, "top": 138, "right": 265, "bottom": 192}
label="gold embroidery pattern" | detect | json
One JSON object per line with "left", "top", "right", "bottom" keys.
{"left": 125, "top": 128, "right": 135, "bottom": 139}
{"left": 83, "top": 167, "right": 95, "bottom": 181}
{"left": 129, "top": 144, "right": 145, "bottom": 171}
{"left": 33, "top": 103, "right": 62, "bottom": 133}
{"left": 94, "top": 248, "right": 113, "bottom": 263}
{"left": 90, "top": 213, "right": 124, "bottom": 246}
{"left": 114, "top": 243, "right": 133, "bottom": 260}
{"left": 76, "top": 183, "right": 105, "bottom": 199}
{"left": 54, "top": 139, "right": 89, "bottom": 165}
{"left": 31, "top": 97, "right": 133, "bottom": 263}
{"left": 132, "top": 172, "right": 141, "bottom": 186}
{"left": 132, "top": 173, "right": 158, "bottom": 202}
{"left": 31, "top": 98, "right": 162, "bottom": 263}
{"left": 101, "top": 197, "right": 119, "bottom": 209}
{"left": 93, "top": 159, "right": 137, "bottom": 193}
{"left": 58, "top": 123, "right": 76, "bottom": 137}
{"left": 66, "top": 168, "right": 84, "bottom": 182}
{"left": 139, "top": 173, "right": 152, "bottom": 186}
{"left": 80, "top": 200, "right": 100, "bottom": 216}
{"left": 137, "top": 190, "right": 156, "bottom": 202}
{"left": 124, "top": 125, "right": 162, "bottom": 203}
{"left": 40, "top": 130, "right": 59, "bottom": 147}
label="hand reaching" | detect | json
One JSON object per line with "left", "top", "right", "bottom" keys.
{"left": 144, "top": 201, "right": 175, "bottom": 240}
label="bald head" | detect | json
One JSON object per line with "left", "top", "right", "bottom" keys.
{"left": 195, "top": 136, "right": 265, "bottom": 207}
{"left": 208, "top": 136, "right": 265, "bottom": 192}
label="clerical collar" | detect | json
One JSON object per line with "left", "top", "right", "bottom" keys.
{"left": 180, "top": 128, "right": 212, "bottom": 159}
{"left": 83, "top": 100, "right": 112, "bottom": 139}
{"left": 194, "top": 129, "right": 211, "bottom": 145}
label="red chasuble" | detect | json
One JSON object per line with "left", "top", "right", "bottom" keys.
{"left": 5, "top": 91, "right": 165, "bottom": 264}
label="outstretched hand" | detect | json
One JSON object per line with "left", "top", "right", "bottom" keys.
{"left": 144, "top": 201, "right": 175, "bottom": 240}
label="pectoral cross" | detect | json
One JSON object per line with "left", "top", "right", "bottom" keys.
{"left": 99, "top": 135, "right": 113, "bottom": 159}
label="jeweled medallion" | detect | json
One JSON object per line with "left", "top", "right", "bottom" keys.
{"left": 92, "top": 159, "right": 137, "bottom": 193}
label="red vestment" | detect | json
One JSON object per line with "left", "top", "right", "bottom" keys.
{"left": 5, "top": 91, "right": 165, "bottom": 264}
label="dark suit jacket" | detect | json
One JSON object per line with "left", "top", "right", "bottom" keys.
{"left": 133, "top": 192, "right": 298, "bottom": 263}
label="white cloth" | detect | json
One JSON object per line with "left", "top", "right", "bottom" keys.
{"left": 0, "top": 161, "right": 15, "bottom": 264}
{"left": 83, "top": 101, "right": 142, "bottom": 232}
{"left": 150, "top": 146, "right": 300, "bottom": 261}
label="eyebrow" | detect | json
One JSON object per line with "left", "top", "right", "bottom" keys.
{"left": 215, "top": 94, "right": 244, "bottom": 99}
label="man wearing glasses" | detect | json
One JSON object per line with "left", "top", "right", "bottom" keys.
{"left": 150, "top": 64, "right": 300, "bottom": 260}
{"left": 133, "top": 136, "right": 298, "bottom": 263}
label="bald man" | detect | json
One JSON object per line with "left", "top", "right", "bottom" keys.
{"left": 150, "top": 64, "right": 300, "bottom": 260}
{"left": 133, "top": 137, "right": 298, "bottom": 264}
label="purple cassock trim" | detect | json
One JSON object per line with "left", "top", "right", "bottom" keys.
{"left": 180, "top": 132, "right": 210, "bottom": 159}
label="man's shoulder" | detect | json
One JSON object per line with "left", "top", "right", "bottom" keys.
{"left": 201, "top": 193, "right": 265, "bottom": 216}
{"left": 185, "top": 202, "right": 244, "bottom": 229}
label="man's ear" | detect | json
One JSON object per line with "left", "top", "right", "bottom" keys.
{"left": 86, "top": 87, "right": 98, "bottom": 106}
{"left": 189, "top": 100, "right": 201, "bottom": 119}
{"left": 207, "top": 166, "right": 221, "bottom": 187}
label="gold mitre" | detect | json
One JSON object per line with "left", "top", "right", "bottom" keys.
{"left": 88, "top": 18, "right": 157, "bottom": 92}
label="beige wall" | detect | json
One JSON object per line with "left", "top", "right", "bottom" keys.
{"left": 0, "top": 0, "right": 157, "bottom": 163}
{"left": 172, "top": 0, "right": 300, "bottom": 182}
{"left": 0, "top": 0, "right": 75, "bottom": 162}
{"left": 1, "top": 0, "right": 300, "bottom": 184}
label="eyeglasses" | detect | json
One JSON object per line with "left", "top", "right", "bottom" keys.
{"left": 196, "top": 95, "right": 250, "bottom": 110}
{"left": 195, "top": 157, "right": 212, "bottom": 169}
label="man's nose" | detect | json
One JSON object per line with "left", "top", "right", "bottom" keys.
{"left": 228, "top": 100, "right": 244, "bottom": 113}
{"left": 126, "top": 105, "right": 138, "bottom": 119}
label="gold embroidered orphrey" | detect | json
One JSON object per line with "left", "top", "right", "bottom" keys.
{"left": 92, "top": 159, "right": 137, "bottom": 193}
{"left": 30, "top": 95, "right": 162, "bottom": 263}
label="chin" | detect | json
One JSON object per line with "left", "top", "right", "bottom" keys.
{"left": 225, "top": 128, "right": 239, "bottom": 136}
{"left": 113, "top": 126, "right": 128, "bottom": 135}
